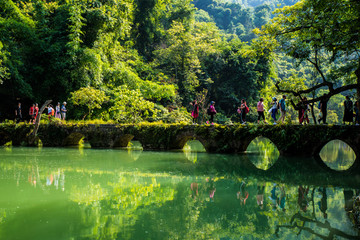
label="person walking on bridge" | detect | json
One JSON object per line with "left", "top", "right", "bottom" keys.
{"left": 29, "top": 103, "right": 35, "bottom": 124}
{"left": 61, "top": 102, "right": 67, "bottom": 120}
{"left": 270, "top": 97, "right": 278, "bottom": 124}
{"left": 240, "top": 99, "right": 249, "bottom": 124}
{"left": 343, "top": 96, "right": 353, "bottom": 125}
{"left": 355, "top": 100, "right": 359, "bottom": 125}
{"left": 257, "top": 98, "right": 267, "bottom": 124}
{"left": 55, "top": 102, "right": 61, "bottom": 119}
{"left": 15, "top": 102, "right": 22, "bottom": 123}
{"left": 34, "top": 103, "right": 39, "bottom": 123}
{"left": 190, "top": 100, "right": 200, "bottom": 124}
{"left": 299, "top": 97, "right": 310, "bottom": 125}
{"left": 207, "top": 101, "right": 217, "bottom": 125}
{"left": 278, "top": 95, "right": 287, "bottom": 123}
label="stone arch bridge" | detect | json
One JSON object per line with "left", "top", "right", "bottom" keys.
{"left": 1, "top": 123, "right": 359, "bottom": 171}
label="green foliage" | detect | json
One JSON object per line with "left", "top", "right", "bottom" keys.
{"left": 70, "top": 87, "right": 109, "bottom": 120}
{"left": 0, "top": 41, "right": 9, "bottom": 83}
{"left": 193, "top": 0, "right": 256, "bottom": 41}
{"left": 0, "top": 0, "right": 282, "bottom": 123}
{"left": 106, "top": 86, "right": 158, "bottom": 123}
{"left": 255, "top": 0, "right": 360, "bottom": 123}
{"left": 153, "top": 106, "right": 192, "bottom": 124}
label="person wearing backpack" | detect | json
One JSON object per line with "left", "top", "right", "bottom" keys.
{"left": 257, "top": 98, "right": 267, "bottom": 124}
{"left": 207, "top": 101, "right": 217, "bottom": 125}
{"left": 190, "top": 100, "right": 200, "bottom": 124}
{"left": 318, "top": 98, "right": 328, "bottom": 124}
{"left": 354, "top": 100, "right": 359, "bottom": 125}
{"left": 343, "top": 96, "right": 353, "bottom": 124}
{"left": 278, "top": 95, "right": 287, "bottom": 123}
{"left": 240, "top": 99, "right": 249, "bottom": 124}
{"left": 270, "top": 97, "right": 278, "bottom": 124}
{"left": 299, "top": 97, "right": 310, "bottom": 125}
{"left": 237, "top": 106, "right": 243, "bottom": 123}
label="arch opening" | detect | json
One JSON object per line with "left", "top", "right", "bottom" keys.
{"left": 183, "top": 140, "right": 206, "bottom": 153}
{"left": 319, "top": 140, "right": 356, "bottom": 171}
{"left": 183, "top": 140, "right": 206, "bottom": 163}
{"left": 63, "top": 133, "right": 85, "bottom": 147}
{"left": 113, "top": 134, "right": 134, "bottom": 148}
{"left": 246, "top": 136, "right": 280, "bottom": 170}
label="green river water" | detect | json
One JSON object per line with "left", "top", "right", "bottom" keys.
{"left": 0, "top": 139, "right": 359, "bottom": 240}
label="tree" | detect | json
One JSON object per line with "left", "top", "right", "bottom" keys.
{"left": 107, "top": 86, "right": 158, "bottom": 123}
{"left": 256, "top": 0, "right": 360, "bottom": 107}
{"left": 0, "top": 41, "right": 9, "bottom": 83}
{"left": 70, "top": 87, "right": 108, "bottom": 120}
{"left": 153, "top": 21, "right": 221, "bottom": 105}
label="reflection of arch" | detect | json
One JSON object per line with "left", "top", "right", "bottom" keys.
{"left": 246, "top": 136, "right": 280, "bottom": 171}
{"left": 127, "top": 141, "right": 143, "bottom": 161}
{"left": 63, "top": 133, "right": 85, "bottom": 146}
{"left": 317, "top": 139, "right": 356, "bottom": 171}
{"left": 113, "top": 134, "right": 134, "bottom": 148}
{"left": 127, "top": 140, "right": 143, "bottom": 150}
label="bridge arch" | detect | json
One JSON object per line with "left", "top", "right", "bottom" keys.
{"left": 173, "top": 134, "right": 209, "bottom": 152}
{"left": 0, "top": 131, "right": 11, "bottom": 146}
{"left": 239, "top": 134, "right": 280, "bottom": 153}
{"left": 113, "top": 134, "right": 135, "bottom": 148}
{"left": 313, "top": 138, "right": 359, "bottom": 158}
{"left": 63, "top": 132, "right": 85, "bottom": 146}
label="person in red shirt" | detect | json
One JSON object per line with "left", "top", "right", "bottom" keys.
{"left": 34, "top": 103, "right": 39, "bottom": 123}
{"left": 29, "top": 104, "right": 35, "bottom": 124}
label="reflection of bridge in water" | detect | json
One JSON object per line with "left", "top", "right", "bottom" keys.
{"left": 1, "top": 124, "right": 360, "bottom": 172}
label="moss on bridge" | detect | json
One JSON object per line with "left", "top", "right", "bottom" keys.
{"left": 0, "top": 122, "right": 359, "bottom": 157}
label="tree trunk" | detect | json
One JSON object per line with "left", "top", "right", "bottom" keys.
{"left": 28, "top": 100, "right": 52, "bottom": 145}
{"left": 355, "top": 61, "right": 360, "bottom": 101}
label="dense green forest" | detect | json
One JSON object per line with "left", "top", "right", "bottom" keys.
{"left": 0, "top": 0, "right": 359, "bottom": 123}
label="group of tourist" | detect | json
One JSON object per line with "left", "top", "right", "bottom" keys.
{"left": 46, "top": 102, "right": 67, "bottom": 120}
{"left": 190, "top": 95, "right": 288, "bottom": 125}
{"left": 191, "top": 95, "right": 360, "bottom": 125}
{"left": 11, "top": 95, "right": 360, "bottom": 125}
{"left": 14, "top": 101, "right": 67, "bottom": 123}
{"left": 15, "top": 102, "right": 38, "bottom": 123}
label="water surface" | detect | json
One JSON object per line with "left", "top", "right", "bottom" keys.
{"left": 0, "top": 144, "right": 359, "bottom": 240}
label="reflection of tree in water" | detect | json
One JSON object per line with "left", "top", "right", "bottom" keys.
{"left": 276, "top": 187, "right": 359, "bottom": 239}
{"left": 1, "top": 148, "right": 360, "bottom": 239}
{"left": 246, "top": 137, "right": 280, "bottom": 170}
{"left": 344, "top": 190, "right": 360, "bottom": 235}
{"left": 319, "top": 140, "right": 356, "bottom": 170}
{"left": 276, "top": 212, "right": 359, "bottom": 239}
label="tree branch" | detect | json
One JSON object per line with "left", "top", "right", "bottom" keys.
{"left": 275, "top": 80, "right": 358, "bottom": 105}
{"left": 306, "top": 57, "right": 334, "bottom": 91}
{"left": 28, "top": 100, "right": 52, "bottom": 145}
